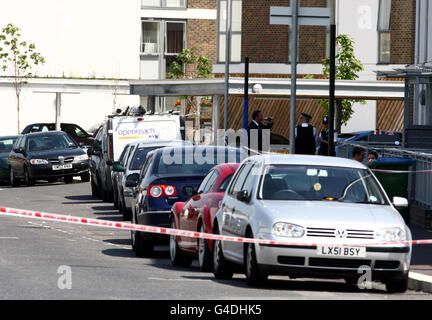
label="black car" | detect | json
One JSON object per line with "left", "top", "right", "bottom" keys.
{"left": 8, "top": 131, "right": 90, "bottom": 186}
{"left": 130, "top": 145, "right": 246, "bottom": 257}
{"left": 21, "top": 123, "right": 94, "bottom": 148}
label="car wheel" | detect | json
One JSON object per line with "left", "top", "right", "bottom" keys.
{"left": 169, "top": 220, "right": 193, "bottom": 267}
{"left": 24, "top": 167, "right": 35, "bottom": 187}
{"left": 132, "top": 230, "right": 153, "bottom": 257}
{"left": 91, "top": 177, "right": 98, "bottom": 197}
{"left": 119, "top": 194, "right": 131, "bottom": 221}
{"left": 212, "top": 228, "right": 234, "bottom": 280}
{"left": 64, "top": 176, "right": 74, "bottom": 184}
{"left": 385, "top": 274, "right": 409, "bottom": 293}
{"left": 10, "top": 168, "right": 19, "bottom": 187}
{"left": 198, "top": 224, "right": 212, "bottom": 272}
{"left": 113, "top": 186, "right": 119, "bottom": 209}
{"left": 80, "top": 172, "right": 90, "bottom": 183}
{"left": 131, "top": 212, "right": 153, "bottom": 257}
{"left": 102, "top": 188, "right": 113, "bottom": 202}
{"left": 245, "top": 232, "right": 268, "bottom": 286}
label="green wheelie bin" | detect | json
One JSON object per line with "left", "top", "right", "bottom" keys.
{"left": 368, "top": 157, "right": 416, "bottom": 223}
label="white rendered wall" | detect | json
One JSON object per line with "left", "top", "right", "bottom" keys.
{"left": 0, "top": 0, "right": 141, "bottom": 79}
{"left": 0, "top": 0, "right": 141, "bottom": 135}
{"left": 0, "top": 82, "right": 139, "bottom": 136}
{"left": 336, "top": 0, "right": 378, "bottom": 133}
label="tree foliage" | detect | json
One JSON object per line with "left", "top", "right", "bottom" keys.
{"left": 0, "top": 23, "right": 45, "bottom": 133}
{"left": 319, "top": 34, "right": 366, "bottom": 127}
{"left": 166, "top": 48, "right": 212, "bottom": 80}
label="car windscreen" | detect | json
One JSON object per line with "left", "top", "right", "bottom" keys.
{"left": 26, "top": 134, "right": 77, "bottom": 152}
{"left": 129, "top": 147, "right": 160, "bottom": 170}
{"left": 0, "top": 137, "right": 17, "bottom": 153}
{"left": 258, "top": 164, "right": 388, "bottom": 205}
{"left": 154, "top": 148, "right": 245, "bottom": 175}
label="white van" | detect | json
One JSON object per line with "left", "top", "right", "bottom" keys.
{"left": 89, "top": 112, "right": 186, "bottom": 202}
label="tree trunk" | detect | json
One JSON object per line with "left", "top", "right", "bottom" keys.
{"left": 16, "top": 93, "right": 20, "bottom": 134}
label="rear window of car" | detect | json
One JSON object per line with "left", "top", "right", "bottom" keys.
{"left": 130, "top": 147, "right": 160, "bottom": 170}
{"left": 154, "top": 148, "right": 245, "bottom": 175}
{"left": 0, "top": 137, "right": 17, "bottom": 153}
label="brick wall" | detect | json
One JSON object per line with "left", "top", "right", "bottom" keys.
{"left": 390, "top": 0, "right": 416, "bottom": 64}
{"left": 186, "top": 19, "right": 217, "bottom": 77}
{"left": 188, "top": 0, "right": 217, "bottom": 9}
{"left": 241, "top": 0, "right": 327, "bottom": 65}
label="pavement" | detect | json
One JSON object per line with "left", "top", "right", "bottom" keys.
{"left": 408, "top": 227, "right": 432, "bottom": 293}
{"left": 0, "top": 180, "right": 431, "bottom": 299}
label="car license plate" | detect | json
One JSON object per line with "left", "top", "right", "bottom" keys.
{"left": 317, "top": 246, "right": 366, "bottom": 258}
{"left": 274, "top": 150, "right": 290, "bottom": 154}
{"left": 52, "top": 164, "right": 73, "bottom": 170}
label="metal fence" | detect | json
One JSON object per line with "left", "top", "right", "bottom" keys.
{"left": 337, "top": 141, "right": 432, "bottom": 209}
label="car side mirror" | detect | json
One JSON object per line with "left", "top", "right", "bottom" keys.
{"left": 15, "top": 147, "right": 25, "bottom": 154}
{"left": 125, "top": 173, "right": 140, "bottom": 188}
{"left": 106, "top": 160, "right": 113, "bottom": 166}
{"left": 393, "top": 196, "right": 408, "bottom": 208}
{"left": 112, "top": 162, "right": 124, "bottom": 172}
{"left": 236, "top": 190, "right": 250, "bottom": 203}
{"left": 93, "top": 141, "right": 102, "bottom": 153}
{"left": 87, "top": 147, "right": 94, "bottom": 155}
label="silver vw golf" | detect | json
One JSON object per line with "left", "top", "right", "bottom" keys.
{"left": 213, "top": 155, "right": 411, "bottom": 293}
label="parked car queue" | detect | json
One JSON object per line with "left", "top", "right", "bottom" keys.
{"left": 88, "top": 134, "right": 412, "bottom": 293}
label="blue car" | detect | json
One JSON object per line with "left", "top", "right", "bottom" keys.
{"left": 336, "top": 130, "right": 402, "bottom": 156}
{"left": 338, "top": 130, "right": 402, "bottom": 143}
{"left": 129, "top": 145, "right": 246, "bottom": 256}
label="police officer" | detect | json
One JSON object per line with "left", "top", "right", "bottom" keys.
{"left": 295, "top": 113, "right": 316, "bottom": 155}
{"left": 318, "top": 116, "right": 338, "bottom": 156}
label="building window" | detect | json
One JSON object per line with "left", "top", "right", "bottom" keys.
{"left": 142, "top": 0, "right": 186, "bottom": 8}
{"left": 141, "top": 21, "right": 160, "bottom": 54}
{"left": 165, "top": 22, "right": 185, "bottom": 74}
{"left": 218, "top": 0, "right": 242, "bottom": 63}
{"left": 378, "top": 0, "right": 391, "bottom": 63}
{"left": 140, "top": 19, "right": 185, "bottom": 79}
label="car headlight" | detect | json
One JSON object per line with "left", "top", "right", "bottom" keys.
{"left": 272, "top": 222, "right": 305, "bottom": 238}
{"left": 30, "top": 159, "right": 49, "bottom": 165}
{"left": 375, "top": 227, "right": 405, "bottom": 242}
{"left": 74, "top": 154, "right": 88, "bottom": 161}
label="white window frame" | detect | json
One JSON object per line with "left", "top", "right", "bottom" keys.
{"left": 217, "top": 0, "right": 242, "bottom": 63}
{"left": 377, "top": 0, "right": 391, "bottom": 64}
{"left": 142, "top": 0, "right": 187, "bottom": 9}
{"left": 141, "top": 20, "right": 162, "bottom": 55}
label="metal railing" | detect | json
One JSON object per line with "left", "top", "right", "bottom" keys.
{"left": 337, "top": 141, "right": 432, "bottom": 209}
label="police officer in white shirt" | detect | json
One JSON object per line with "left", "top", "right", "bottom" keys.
{"left": 318, "top": 115, "right": 338, "bottom": 156}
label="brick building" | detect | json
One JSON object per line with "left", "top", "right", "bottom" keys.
{"left": 212, "top": 0, "right": 417, "bottom": 137}
{"left": 140, "top": 0, "right": 218, "bottom": 110}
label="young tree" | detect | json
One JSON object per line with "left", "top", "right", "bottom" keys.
{"left": 166, "top": 48, "right": 212, "bottom": 142}
{"left": 0, "top": 23, "right": 45, "bottom": 133}
{"left": 320, "top": 34, "right": 365, "bottom": 133}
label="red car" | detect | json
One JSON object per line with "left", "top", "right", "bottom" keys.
{"left": 169, "top": 163, "right": 240, "bottom": 271}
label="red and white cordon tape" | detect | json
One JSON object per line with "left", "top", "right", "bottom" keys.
{"left": 1, "top": 206, "right": 432, "bottom": 247}
{"left": 371, "top": 169, "right": 432, "bottom": 174}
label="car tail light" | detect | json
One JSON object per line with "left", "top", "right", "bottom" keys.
{"left": 147, "top": 184, "right": 177, "bottom": 198}
{"left": 164, "top": 185, "right": 176, "bottom": 196}
{"left": 137, "top": 118, "right": 144, "bottom": 121}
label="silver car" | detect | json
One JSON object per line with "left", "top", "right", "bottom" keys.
{"left": 213, "top": 154, "right": 411, "bottom": 293}
{"left": 112, "top": 140, "right": 191, "bottom": 220}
